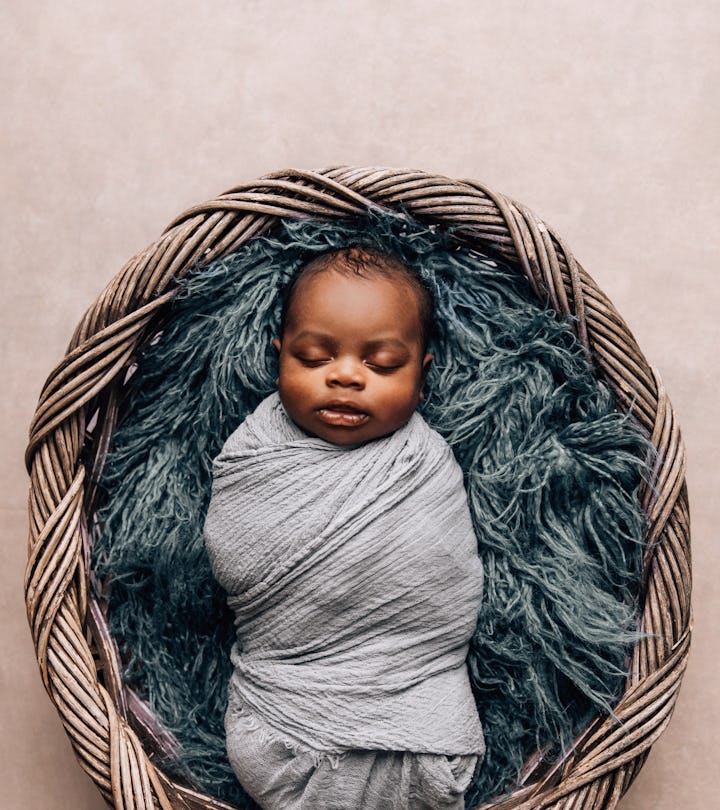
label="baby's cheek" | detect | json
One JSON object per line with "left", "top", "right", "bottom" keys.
{"left": 277, "top": 377, "right": 322, "bottom": 431}
{"left": 383, "top": 382, "right": 422, "bottom": 418}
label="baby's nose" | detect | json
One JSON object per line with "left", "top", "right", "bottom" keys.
{"left": 327, "top": 357, "right": 365, "bottom": 388}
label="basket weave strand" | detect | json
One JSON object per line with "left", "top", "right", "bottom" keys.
{"left": 25, "top": 167, "right": 691, "bottom": 810}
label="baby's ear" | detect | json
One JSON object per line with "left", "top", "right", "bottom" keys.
{"left": 272, "top": 338, "right": 282, "bottom": 353}
{"left": 419, "top": 353, "right": 433, "bottom": 400}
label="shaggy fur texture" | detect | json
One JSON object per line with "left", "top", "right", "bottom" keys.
{"left": 93, "top": 209, "right": 652, "bottom": 808}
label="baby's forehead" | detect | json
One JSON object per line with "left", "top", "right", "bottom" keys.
{"left": 289, "top": 266, "right": 423, "bottom": 324}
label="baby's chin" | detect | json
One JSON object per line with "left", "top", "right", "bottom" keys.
{"left": 304, "top": 423, "right": 381, "bottom": 447}
{"left": 292, "top": 415, "right": 406, "bottom": 447}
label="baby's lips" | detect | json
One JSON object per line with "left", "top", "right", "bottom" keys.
{"left": 316, "top": 406, "right": 370, "bottom": 427}
{"left": 319, "top": 401, "right": 368, "bottom": 415}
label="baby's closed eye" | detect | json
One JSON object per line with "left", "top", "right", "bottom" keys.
{"left": 366, "top": 361, "right": 404, "bottom": 373}
{"left": 297, "top": 356, "right": 331, "bottom": 367}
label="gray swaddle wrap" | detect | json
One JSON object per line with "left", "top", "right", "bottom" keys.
{"left": 204, "top": 392, "right": 485, "bottom": 758}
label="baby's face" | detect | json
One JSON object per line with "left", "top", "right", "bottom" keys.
{"left": 273, "top": 268, "right": 432, "bottom": 445}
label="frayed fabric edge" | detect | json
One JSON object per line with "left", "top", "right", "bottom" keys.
{"left": 229, "top": 696, "right": 349, "bottom": 771}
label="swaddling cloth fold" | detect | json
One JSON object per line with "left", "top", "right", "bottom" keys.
{"left": 204, "top": 392, "right": 485, "bottom": 756}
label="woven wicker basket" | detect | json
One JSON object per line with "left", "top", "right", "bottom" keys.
{"left": 25, "top": 167, "right": 691, "bottom": 810}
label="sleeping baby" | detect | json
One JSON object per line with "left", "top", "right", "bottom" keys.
{"left": 203, "top": 246, "right": 485, "bottom": 809}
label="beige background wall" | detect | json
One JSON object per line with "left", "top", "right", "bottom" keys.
{"left": 2, "top": 2, "right": 717, "bottom": 808}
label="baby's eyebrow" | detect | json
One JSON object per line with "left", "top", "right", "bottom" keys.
{"left": 362, "top": 338, "right": 410, "bottom": 352}
{"left": 288, "top": 332, "right": 409, "bottom": 352}
{"left": 290, "top": 330, "right": 336, "bottom": 344}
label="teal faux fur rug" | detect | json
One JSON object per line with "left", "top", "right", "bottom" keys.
{"left": 93, "top": 209, "right": 652, "bottom": 808}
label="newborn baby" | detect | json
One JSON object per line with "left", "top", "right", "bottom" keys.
{"left": 204, "top": 246, "right": 485, "bottom": 809}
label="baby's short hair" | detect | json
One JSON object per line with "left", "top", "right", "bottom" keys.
{"left": 280, "top": 246, "right": 434, "bottom": 349}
